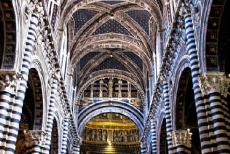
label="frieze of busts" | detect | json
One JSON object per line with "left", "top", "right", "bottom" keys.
{"left": 198, "top": 72, "right": 229, "bottom": 97}
{"left": 0, "top": 71, "right": 22, "bottom": 93}
{"left": 23, "top": 130, "right": 47, "bottom": 148}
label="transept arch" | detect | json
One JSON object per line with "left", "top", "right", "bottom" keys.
{"left": 80, "top": 112, "right": 141, "bottom": 154}
{"left": 78, "top": 101, "right": 144, "bottom": 136}
{"left": 75, "top": 71, "right": 145, "bottom": 104}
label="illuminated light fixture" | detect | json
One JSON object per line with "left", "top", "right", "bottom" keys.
{"left": 110, "top": 14, "right": 114, "bottom": 19}
{"left": 107, "top": 139, "right": 112, "bottom": 145}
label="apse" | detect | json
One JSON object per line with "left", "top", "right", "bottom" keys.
{"left": 80, "top": 113, "right": 140, "bottom": 154}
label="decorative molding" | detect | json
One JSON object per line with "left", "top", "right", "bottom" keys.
{"left": 170, "top": 129, "right": 192, "bottom": 148}
{"left": 141, "top": 2, "right": 187, "bottom": 142}
{"left": 0, "top": 71, "right": 22, "bottom": 93}
{"left": 198, "top": 72, "right": 230, "bottom": 97}
{"left": 23, "top": 130, "right": 47, "bottom": 147}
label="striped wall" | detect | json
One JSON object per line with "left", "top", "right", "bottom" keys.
{"left": 0, "top": 12, "right": 40, "bottom": 153}
{"left": 141, "top": 142, "right": 147, "bottom": 154}
{"left": 61, "top": 118, "right": 69, "bottom": 154}
{"left": 184, "top": 10, "right": 215, "bottom": 154}
{"left": 151, "top": 120, "right": 157, "bottom": 154}
{"left": 162, "top": 82, "right": 174, "bottom": 153}
{"left": 77, "top": 101, "right": 144, "bottom": 136}
{"left": 183, "top": 8, "right": 230, "bottom": 153}
{"left": 206, "top": 88, "right": 230, "bottom": 152}
{"left": 72, "top": 144, "right": 80, "bottom": 154}
{"left": 43, "top": 77, "right": 58, "bottom": 153}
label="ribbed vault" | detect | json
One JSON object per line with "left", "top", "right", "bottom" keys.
{"left": 59, "top": 0, "right": 164, "bottom": 131}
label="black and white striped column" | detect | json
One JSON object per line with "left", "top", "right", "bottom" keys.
{"left": 0, "top": 10, "right": 40, "bottom": 153}
{"left": 0, "top": 73, "right": 18, "bottom": 153}
{"left": 151, "top": 120, "right": 157, "bottom": 154}
{"left": 204, "top": 75, "right": 230, "bottom": 153}
{"left": 163, "top": 82, "right": 174, "bottom": 153}
{"left": 183, "top": 6, "right": 214, "bottom": 153}
{"left": 141, "top": 141, "right": 147, "bottom": 154}
{"left": 61, "top": 118, "right": 70, "bottom": 154}
{"left": 43, "top": 75, "right": 58, "bottom": 153}
{"left": 72, "top": 143, "right": 80, "bottom": 154}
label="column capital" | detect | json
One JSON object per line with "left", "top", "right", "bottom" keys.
{"left": 170, "top": 129, "right": 192, "bottom": 148}
{"left": 24, "top": 0, "right": 44, "bottom": 22}
{"left": 0, "top": 71, "right": 22, "bottom": 93}
{"left": 180, "top": 0, "right": 192, "bottom": 16}
{"left": 23, "top": 130, "right": 47, "bottom": 148}
{"left": 198, "top": 72, "right": 229, "bottom": 97}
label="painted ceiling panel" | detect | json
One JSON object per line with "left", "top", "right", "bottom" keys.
{"left": 80, "top": 52, "right": 99, "bottom": 69}
{"left": 124, "top": 52, "right": 143, "bottom": 71}
{"left": 126, "top": 10, "right": 151, "bottom": 35}
{"left": 93, "top": 19, "right": 132, "bottom": 36}
{"left": 73, "top": 9, "right": 98, "bottom": 33}
{"left": 91, "top": 57, "right": 128, "bottom": 72}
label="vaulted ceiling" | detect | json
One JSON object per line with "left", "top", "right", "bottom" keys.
{"left": 59, "top": 0, "right": 164, "bottom": 109}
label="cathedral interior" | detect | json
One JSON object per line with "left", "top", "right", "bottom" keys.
{"left": 0, "top": 0, "right": 229, "bottom": 154}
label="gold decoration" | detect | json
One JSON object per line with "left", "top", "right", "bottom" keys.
{"left": 198, "top": 72, "right": 229, "bottom": 97}
{"left": 170, "top": 129, "right": 192, "bottom": 148}
{"left": 23, "top": 130, "right": 47, "bottom": 148}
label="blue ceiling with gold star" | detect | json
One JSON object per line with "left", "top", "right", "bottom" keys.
{"left": 93, "top": 19, "right": 132, "bottom": 36}
{"left": 73, "top": 9, "right": 98, "bottom": 32}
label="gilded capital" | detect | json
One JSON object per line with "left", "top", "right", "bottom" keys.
{"left": 23, "top": 130, "right": 47, "bottom": 147}
{"left": 198, "top": 72, "right": 229, "bottom": 97}
{"left": 170, "top": 129, "right": 192, "bottom": 148}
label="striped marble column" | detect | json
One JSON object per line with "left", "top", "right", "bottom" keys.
{"left": 199, "top": 73, "right": 230, "bottom": 153}
{"left": 150, "top": 120, "right": 157, "bottom": 154}
{"left": 72, "top": 143, "right": 80, "bottom": 154}
{"left": 61, "top": 118, "right": 70, "bottom": 154}
{"left": 182, "top": 5, "right": 215, "bottom": 153}
{"left": 0, "top": 72, "right": 18, "bottom": 152}
{"left": 162, "top": 82, "right": 174, "bottom": 153}
{"left": 140, "top": 141, "right": 147, "bottom": 154}
{"left": 0, "top": 2, "right": 41, "bottom": 153}
{"left": 43, "top": 75, "right": 58, "bottom": 153}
